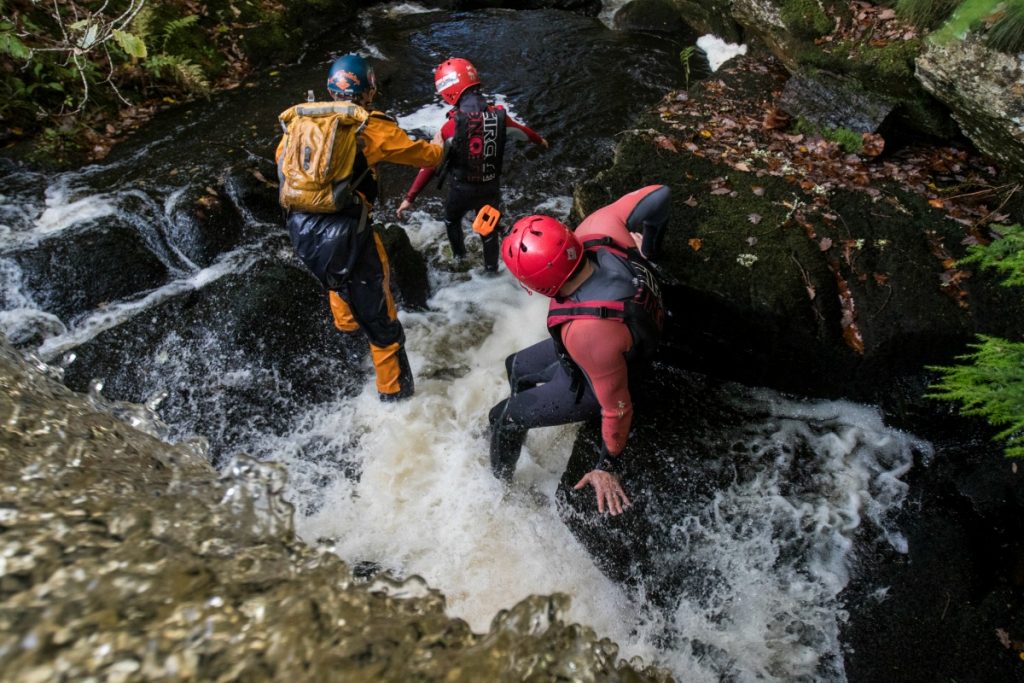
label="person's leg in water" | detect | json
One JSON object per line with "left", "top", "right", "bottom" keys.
{"left": 445, "top": 180, "right": 501, "bottom": 270}
{"left": 488, "top": 338, "right": 599, "bottom": 480}
{"left": 334, "top": 231, "right": 415, "bottom": 401}
{"left": 443, "top": 183, "right": 470, "bottom": 261}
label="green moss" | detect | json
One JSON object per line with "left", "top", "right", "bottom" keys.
{"left": 781, "top": 0, "right": 835, "bottom": 39}
{"left": 855, "top": 39, "right": 922, "bottom": 82}
{"left": 792, "top": 42, "right": 852, "bottom": 74}
{"left": 795, "top": 118, "right": 865, "bottom": 153}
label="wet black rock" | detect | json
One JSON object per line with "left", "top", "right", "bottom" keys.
{"left": 379, "top": 222, "right": 431, "bottom": 311}
{"left": 574, "top": 56, "right": 1024, "bottom": 412}
{"left": 779, "top": 70, "right": 895, "bottom": 133}
{"left": 62, "top": 256, "right": 366, "bottom": 463}
{"left": 613, "top": 0, "right": 688, "bottom": 33}
{"left": 11, "top": 220, "right": 169, "bottom": 323}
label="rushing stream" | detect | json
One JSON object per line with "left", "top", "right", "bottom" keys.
{"left": 0, "top": 3, "right": 931, "bottom": 680}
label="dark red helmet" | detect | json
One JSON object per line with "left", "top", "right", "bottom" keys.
{"left": 434, "top": 58, "right": 480, "bottom": 106}
{"left": 502, "top": 215, "right": 583, "bottom": 296}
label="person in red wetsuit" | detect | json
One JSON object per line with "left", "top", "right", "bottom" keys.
{"left": 397, "top": 57, "right": 548, "bottom": 272}
{"left": 489, "top": 185, "right": 671, "bottom": 515}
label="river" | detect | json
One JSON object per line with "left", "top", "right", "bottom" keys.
{"left": 0, "top": 3, "right": 930, "bottom": 680}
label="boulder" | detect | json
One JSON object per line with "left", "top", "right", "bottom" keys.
{"left": 164, "top": 174, "right": 248, "bottom": 268}
{"left": 11, "top": 219, "right": 169, "bottom": 323}
{"left": 573, "top": 56, "right": 1024, "bottom": 407}
{"left": 916, "top": 35, "right": 1024, "bottom": 175}
{"left": 667, "top": 0, "right": 743, "bottom": 43}
{"left": 614, "top": 0, "right": 688, "bottom": 33}
{"left": 379, "top": 222, "right": 432, "bottom": 311}
{"left": 731, "top": 0, "right": 957, "bottom": 139}
{"left": 61, "top": 256, "right": 366, "bottom": 463}
{"left": 779, "top": 70, "right": 895, "bottom": 133}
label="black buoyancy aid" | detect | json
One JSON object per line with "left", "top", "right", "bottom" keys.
{"left": 449, "top": 93, "right": 507, "bottom": 184}
{"left": 547, "top": 236, "right": 666, "bottom": 396}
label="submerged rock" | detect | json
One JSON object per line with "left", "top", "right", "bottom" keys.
{"left": 10, "top": 219, "right": 170, "bottom": 323}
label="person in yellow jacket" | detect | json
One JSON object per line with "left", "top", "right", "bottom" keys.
{"left": 276, "top": 54, "right": 443, "bottom": 402}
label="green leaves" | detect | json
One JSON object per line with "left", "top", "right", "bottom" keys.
{"left": 928, "top": 335, "right": 1024, "bottom": 458}
{"left": 113, "top": 29, "right": 148, "bottom": 58}
{"left": 960, "top": 223, "right": 1024, "bottom": 288}
{"left": 929, "top": 223, "right": 1024, "bottom": 458}
{"left": 0, "top": 23, "right": 30, "bottom": 60}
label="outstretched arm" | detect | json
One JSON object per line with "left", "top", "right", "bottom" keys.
{"left": 564, "top": 319, "right": 634, "bottom": 515}
{"left": 505, "top": 114, "right": 547, "bottom": 148}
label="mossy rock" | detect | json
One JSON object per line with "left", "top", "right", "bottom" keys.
{"left": 780, "top": 0, "right": 835, "bottom": 39}
{"left": 575, "top": 58, "right": 1024, "bottom": 404}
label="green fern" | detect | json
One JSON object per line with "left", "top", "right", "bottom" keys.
{"left": 129, "top": 4, "right": 157, "bottom": 43}
{"left": 896, "top": 0, "right": 960, "bottom": 30}
{"left": 680, "top": 46, "right": 695, "bottom": 89}
{"left": 160, "top": 15, "right": 199, "bottom": 51}
{"left": 144, "top": 53, "right": 209, "bottom": 94}
{"left": 928, "top": 223, "right": 1024, "bottom": 458}
{"left": 928, "top": 335, "right": 1024, "bottom": 457}
{"left": 960, "top": 223, "right": 1024, "bottom": 287}
{"left": 985, "top": 0, "right": 1024, "bottom": 52}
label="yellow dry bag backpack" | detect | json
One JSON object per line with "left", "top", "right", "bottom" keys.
{"left": 277, "top": 101, "right": 370, "bottom": 213}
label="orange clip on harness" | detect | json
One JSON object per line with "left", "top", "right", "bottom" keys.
{"left": 472, "top": 205, "right": 501, "bottom": 237}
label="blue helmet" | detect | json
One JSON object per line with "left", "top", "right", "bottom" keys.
{"left": 327, "top": 54, "right": 376, "bottom": 98}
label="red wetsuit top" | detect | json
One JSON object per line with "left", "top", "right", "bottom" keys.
{"left": 403, "top": 96, "right": 545, "bottom": 202}
{"left": 558, "top": 185, "right": 667, "bottom": 456}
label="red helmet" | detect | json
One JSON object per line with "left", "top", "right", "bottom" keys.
{"left": 434, "top": 58, "right": 480, "bottom": 106}
{"left": 502, "top": 215, "right": 584, "bottom": 296}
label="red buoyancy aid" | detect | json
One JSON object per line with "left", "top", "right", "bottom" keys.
{"left": 546, "top": 236, "right": 666, "bottom": 394}
{"left": 450, "top": 104, "right": 507, "bottom": 183}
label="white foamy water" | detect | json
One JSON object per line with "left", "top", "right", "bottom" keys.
{"left": 396, "top": 97, "right": 525, "bottom": 139}
{"left": 375, "top": 1, "right": 434, "bottom": 17}
{"left": 35, "top": 244, "right": 263, "bottom": 362}
{"left": 0, "top": 175, "right": 117, "bottom": 251}
{"left": 599, "top": 0, "right": 632, "bottom": 28}
{"left": 697, "top": 34, "right": 748, "bottom": 72}
{"left": 248, "top": 206, "right": 926, "bottom": 681}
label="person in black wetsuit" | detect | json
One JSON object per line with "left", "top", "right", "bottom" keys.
{"left": 397, "top": 57, "right": 548, "bottom": 272}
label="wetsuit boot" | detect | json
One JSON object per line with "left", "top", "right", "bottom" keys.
{"left": 488, "top": 398, "right": 528, "bottom": 481}
{"left": 375, "top": 343, "right": 415, "bottom": 402}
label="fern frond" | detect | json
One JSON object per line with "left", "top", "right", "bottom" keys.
{"left": 161, "top": 15, "right": 199, "bottom": 50}
{"left": 129, "top": 4, "right": 156, "bottom": 41}
{"left": 144, "top": 53, "right": 209, "bottom": 94}
{"left": 928, "top": 335, "right": 1024, "bottom": 458}
{"left": 960, "top": 224, "right": 1024, "bottom": 288}
{"left": 985, "top": 0, "right": 1024, "bottom": 53}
